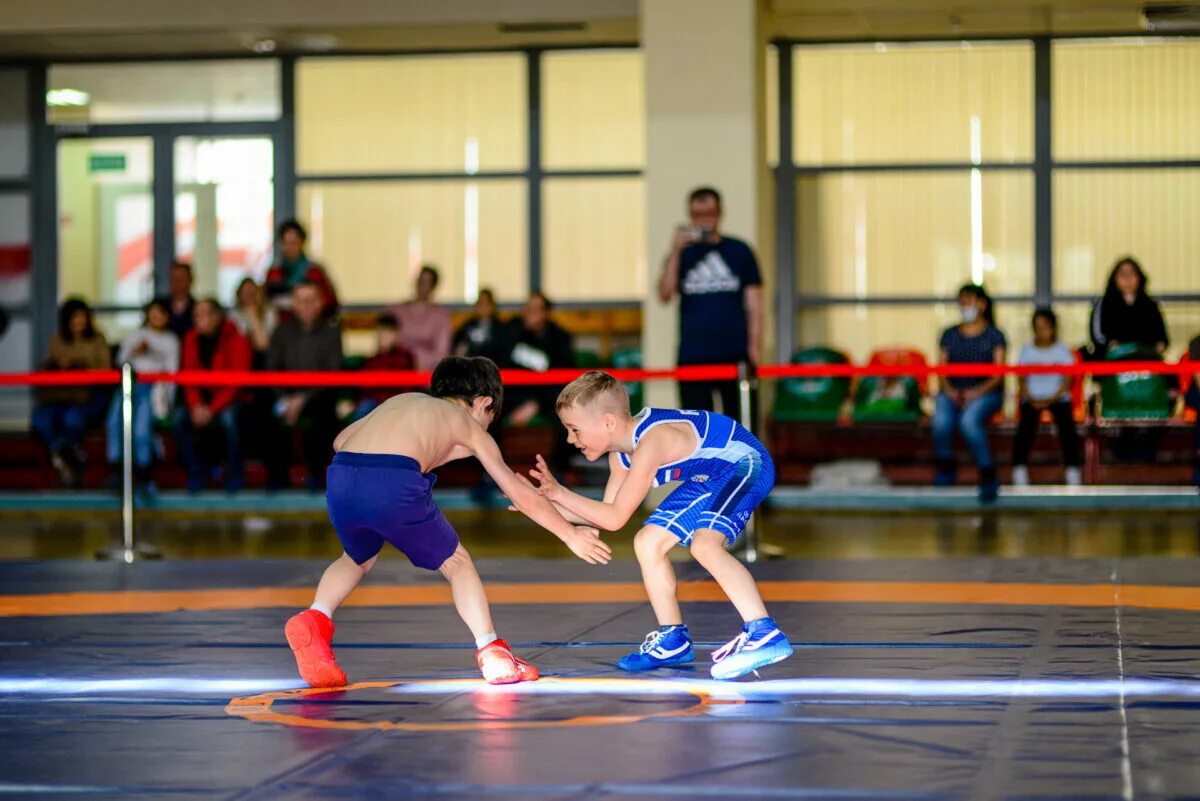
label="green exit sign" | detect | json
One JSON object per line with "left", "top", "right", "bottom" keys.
{"left": 88, "top": 153, "right": 126, "bottom": 173}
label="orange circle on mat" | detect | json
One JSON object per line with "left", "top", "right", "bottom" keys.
{"left": 225, "top": 677, "right": 738, "bottom": 732}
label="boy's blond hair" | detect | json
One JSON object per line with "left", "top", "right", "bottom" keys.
{"left": 557, "top": 370, "right": 631, "bottom": 416}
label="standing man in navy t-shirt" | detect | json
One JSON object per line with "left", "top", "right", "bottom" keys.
{"left": 658, "top": 187, "right": 763, "bottom": 422}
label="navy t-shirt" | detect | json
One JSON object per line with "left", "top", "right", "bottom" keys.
{"left": 677, "top": 236, "right": 761, "bottom": 365}
{"left": 940, "top": 324, "right": 1007, "bottom": 390}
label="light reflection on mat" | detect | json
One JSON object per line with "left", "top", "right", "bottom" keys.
{"left": 0, "top": 678, "right": 307, "bottom": 694}
{"left": 392, "top": 676, "right": 1200, "bottom": 700}
{"left": 4, "top": 675, "right": 1200, "bottom": 699}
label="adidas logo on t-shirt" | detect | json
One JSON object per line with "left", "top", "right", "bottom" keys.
{"left": 682, "top": 251, "right": 741, "bottom": 295}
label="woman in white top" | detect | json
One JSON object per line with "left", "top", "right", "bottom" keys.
{"left": 105, "top": 299, "right": 180, "bottom": 482}
{"left": 228, "top": 277, "right": 277, "bottom": 363}
{"left": 1012, "top": 308, "right": 1082, "bottom": 486}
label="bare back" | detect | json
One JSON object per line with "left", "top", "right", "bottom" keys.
{"left": 333, "top": 394, "right": 477, "bottom": 472}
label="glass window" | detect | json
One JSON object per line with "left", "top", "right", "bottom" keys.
{"left": 1053, "top": 38, "right": 1200, "bottom": 161}
{"left": 57, "top": 138, "right": 154, "bottom": 308}
{"left": 297, "top": 55, "right": 526, "bottom": 175}
{"left": 297, "top": 180, "right": 527, "bottom": 304}
{"left": 48, "top": 61, "right": 280, "bottom": 124}
{"left": 0, "top": 193, "right": 31, "bottom": 305}
{"left": 795, "top": 170, "right": 1034, "bottom": 298}
{"left": 542, "top": 50, "right": 644, "bottom": 170}
{"left": 794, "top": 301, "right": 1032, "bottom": 365}
{"left": 542, "top": 177, "right": 646, "bottom": 301}
{"left": 174, "top": 137, "right": 275, "bottom": 305}
{"left": 793, "top": 42, "right": 1033, "bottom": 166}
{"left": 1053, "top": 168, "right": 1200, "bottom": 296}
{"left": 0, "top": 69, "right": 29, "bottom": 178}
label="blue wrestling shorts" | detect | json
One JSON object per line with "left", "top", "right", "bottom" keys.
{"left": 645, "top": 450, "right": 776, "bottom": 547}
{"left": 326, "top": 452, "right": 460, "bottom": 569}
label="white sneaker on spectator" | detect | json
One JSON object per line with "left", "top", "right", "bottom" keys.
{"left": 1064, "top": 467, "right": 1082, "bottom": 486}
{"left": 1011, "top": 465, "right": 1029, "bottom": 486}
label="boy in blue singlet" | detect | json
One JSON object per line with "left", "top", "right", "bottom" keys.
{"left": 527, "top": 370, "right": 792, "bottom": 680}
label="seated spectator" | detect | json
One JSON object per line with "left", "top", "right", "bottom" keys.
{"left": 1011, "top": 309, "right": 1081, "bottom": 487}
{"left": 32, "top": 298, "right": 111, "bottom": 487}
{"left": 264, "top": 219, "right": 339, "bottom": 321}
{"left": 163, "top": 260, "right": 196, "bottom": 341}
{"left": 453, "top": 288, "right": 501, "bottom": 359}
{"left": 229, "top": 276, "right": 277, "bottom": 364}
{"left": 353, "top": 313, "right": 415, "bottom": 420}
{"left": 105, "top": 299, "right": 179, "bottom": 489}
{"left": 390, "top": 264, "right": 452, "bottom": 370}
{"left": 932, "top": 284, "right": 1007, "bottom": 503}
{"left": 497, "top": 291, "right": 575, "bottom": 472}
{"left": 1089, "top": 256, "right": 1168, "bottom": 359}
{"left": 265, "top": 281, "right": 344, "bottom": 490}
{"left": 175, "top": 299, "right": 252, "bottom": 492}
{"left": 1187, "top": 335, "right": 1200, "bottom": 487}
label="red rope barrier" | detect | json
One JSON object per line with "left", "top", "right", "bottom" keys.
{"left": 0, "top": 360, "right": 1192, "bottom": 388}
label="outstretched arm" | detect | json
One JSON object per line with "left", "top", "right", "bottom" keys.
{"left": 469, "top": 423, "right": 611, "bottom": 564}
{"left": 531, "top": 449, "right": 656, "bottom": 533}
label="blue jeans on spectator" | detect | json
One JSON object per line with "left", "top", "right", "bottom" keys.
{"left": 174, "top": 404, "right": 244, "bottom": 491}
{"left": 105, "top": 385, "right": 155, "bottom": 468}
{"left": 932, "top": 390, "right": 1004, "bottom": 484}
{"left": 31, "top": 395, "right": 108, "bottom": 456}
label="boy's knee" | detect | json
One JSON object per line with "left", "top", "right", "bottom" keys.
{"left": 358, "top": 555, "right": 378, "bottom": 574}
{"left": 688, "top": 535, "right": 725, "bottom": 565}
{"left": 633, "top": 527, "right": 673, "bottom": 560}
{"left": 437, "top": 545, "right": 471, "bottom": 576}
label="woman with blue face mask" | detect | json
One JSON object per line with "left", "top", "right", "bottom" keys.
{"left": 932, "top": 284, "right": 1008, "bottom": 502}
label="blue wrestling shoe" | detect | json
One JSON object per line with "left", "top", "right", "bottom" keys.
{"left": 709, "top": 617, "right": 793, "bottom": 680}
{"left": 617, "top": 625, "right": 694, "bottom": 671}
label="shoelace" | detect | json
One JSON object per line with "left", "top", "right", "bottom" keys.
{"left": 711, "top": 631, "right": 749, "bottom": 664}
{"left": 637, "top": 629, "right": 669, "bottom": 655}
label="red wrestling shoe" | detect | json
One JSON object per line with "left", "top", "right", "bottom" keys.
{"left": 285, "top": 609, "right": 347, "bottom": 688}
{"left": 476, "top": 638, "right": 540, "bottom": 685}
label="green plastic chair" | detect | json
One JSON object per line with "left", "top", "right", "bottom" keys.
{"left": 852, "top": 348, "right": 927, "bottom": 423}
{"left": 1098, "top": 343, "right": 1171, "bottom": 419}
{"left": 612, "top": 348, "right": 644, "bottom": 413}
{"left": 772, "top": 347, "right": 850, "bottom": 423}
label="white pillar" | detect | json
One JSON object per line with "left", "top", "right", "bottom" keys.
{"left": 641, "top": 0, "right": 768, "bottom": 407}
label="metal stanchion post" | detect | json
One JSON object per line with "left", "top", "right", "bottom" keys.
{"left": 97, "top": 363, "right": 159, "bottom": 562}
{"left": 734, "top": 360, "right": 783, "bottom": 563}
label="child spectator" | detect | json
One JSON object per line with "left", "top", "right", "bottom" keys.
{"left": 105, "top": 299, "right": 179, "bottom": 489}
{"left": 1011, "top": 309, "right": 1081, "bottom": 487}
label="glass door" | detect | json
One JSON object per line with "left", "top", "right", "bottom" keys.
{"left": 57, "top": 137, "right": 154, "bottom": 339}
{"left": 174, "top": 136, "right": 274, "bottom": 305}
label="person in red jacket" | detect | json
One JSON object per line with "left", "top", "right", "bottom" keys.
{"left": 264, "top": 219, "right": 339, "bottom": 322}
{"left": 174, "top": 299, "right": 253, "bottom": 492}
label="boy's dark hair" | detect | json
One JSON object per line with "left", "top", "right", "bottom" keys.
{"left": 1032, "top": 307, "right": 1057, "bottom": 332}
{"left": 431, "top": 356, "right": 503, "bottom": 418}
{"left": 688, "top": 186, "right": 721, "bottom": 208}
{"left": 376, "top": 312, "right": 399, "bottom": 330}
{"left": 277, "top": 218, "right": 307, "bottom": 242}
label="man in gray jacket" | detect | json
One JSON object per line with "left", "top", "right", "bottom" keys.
{"left": 266, "top": 281, "right": 344, "bottom": 489}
